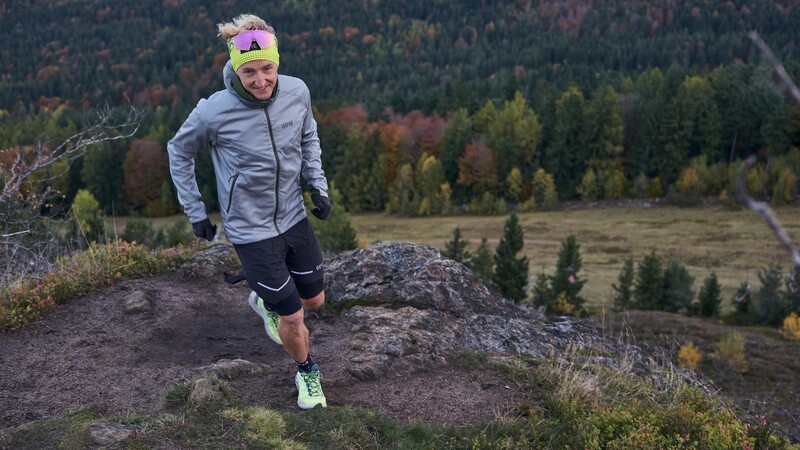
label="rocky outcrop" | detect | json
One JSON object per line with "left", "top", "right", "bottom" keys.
{"left": 325, "top": 242, "right": 663, "bottom": 380}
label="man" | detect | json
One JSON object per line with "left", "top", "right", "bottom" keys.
{"left": 167, "top": 14, "right": 330, "bottom": 409}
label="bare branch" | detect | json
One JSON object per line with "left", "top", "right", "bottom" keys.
{"left": 0, "top": 106, "right": 143, "bottom": 205}
{"left": 748, "top": 31, "right": 800, "bottom": 104}
{"left": 736, "top": 155, "right": 800, "bottom": 268}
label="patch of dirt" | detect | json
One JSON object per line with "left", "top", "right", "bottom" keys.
{"left": 0, "top": 269, "right": 521, "bottom": 432}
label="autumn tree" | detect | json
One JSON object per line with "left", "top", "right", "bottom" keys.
{"left": 122, "top": 139, "right": 171, "bottom": 216}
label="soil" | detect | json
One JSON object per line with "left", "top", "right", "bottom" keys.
{"left": 0, "top": 268, "right": 521, "bottom": 434}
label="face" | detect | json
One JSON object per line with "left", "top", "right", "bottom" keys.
{"left": 236, "top": 60, "right": 278, "bottom": 100}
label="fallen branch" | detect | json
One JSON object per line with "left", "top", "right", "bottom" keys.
{"left": 736, "top": 156, "right": 800, "bottom": 268}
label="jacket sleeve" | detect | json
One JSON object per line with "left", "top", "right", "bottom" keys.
{"left": 300, "top": 87, "right": 329, "bottom": 197}
{"left": 167, "top": 100, "right": 210, "bottom": 224}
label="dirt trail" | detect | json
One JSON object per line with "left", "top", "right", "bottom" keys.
{"left": 0, "top": 269, "right": 518, "bottom": 431}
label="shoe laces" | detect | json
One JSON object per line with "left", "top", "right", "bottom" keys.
{"left": 300, "top": 370, "right": 323, "bottom": 397}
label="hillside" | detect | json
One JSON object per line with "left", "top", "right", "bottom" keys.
{"left": 2, "top": 0, "right": 799, "bottom": 117}
{"left": 2, "top": 242, "right": 795, "bottom": 448}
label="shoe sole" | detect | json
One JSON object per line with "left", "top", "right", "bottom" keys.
{"left": 248, "top": 291, "right": 283, "bottom": 345}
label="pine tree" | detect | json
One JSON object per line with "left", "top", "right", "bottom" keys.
{"left": 546, "top": 86, "right": 586, "bottom": 197}
{"left": 753, "top": 264, "right": 787, "bottom": 326}
{"left": 698, "top": 272, "right": 722, "bottom": 317}
{"left": 634, "top": 250, "right": 664, "bottom": 310}
{"left": 443, "top": 226, "right": 471, "bottom": 264}
{"left": 531, "top": 270, "right": 552, "bottom": 310}
{"left": 731, "top": 281, "right": 751, "bottom": 316}
{"left": 549, "top": 235, "right": 585, "bottom": 314}
{"left": 307, "top": 186, "right": 358, "bottom": 253}
{"left": 492, "top": 213, "right": 529, "bottom": 303}
{"left": 467, "top": 236, "right": 493, "bottom": 281}
{"left": 661, "top": 260, "right": 695, "bottom": 313}
{"left": 612, "top": 257, "right": 634, "bottom": 311}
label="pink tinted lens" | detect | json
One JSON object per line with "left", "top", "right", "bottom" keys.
{"left": 232, "top": 30, "right": 274, "bottom": 51}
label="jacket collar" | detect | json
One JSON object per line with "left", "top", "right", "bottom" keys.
{"left": 223, "top": 60, "right": 278, "bottom": 109}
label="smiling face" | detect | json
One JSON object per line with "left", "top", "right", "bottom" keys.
{"left": 235, "top": 60, "right": 278, "bottom": 100}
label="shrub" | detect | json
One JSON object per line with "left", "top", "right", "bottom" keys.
{"left": 677, "top": 341, "right": 702, "bottom": 371}
{"left": 711, "top": 331, "right": 748, "bottom": 373}
{"left": 781, "top": 313, "right": 800, "bottom": 340}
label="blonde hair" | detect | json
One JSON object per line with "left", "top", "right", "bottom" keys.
{"left": 217, "top": 14, "right": 275, "bottom": 40}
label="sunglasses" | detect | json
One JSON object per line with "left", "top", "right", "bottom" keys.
{"left": 231, "top": 30, "right": 275, "bottom": 51}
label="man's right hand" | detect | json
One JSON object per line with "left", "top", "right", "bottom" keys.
{"left": 191, "top": 218, "right": 217, "bottom": 241}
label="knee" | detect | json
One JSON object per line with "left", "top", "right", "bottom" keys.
{"left": 302, "top": 291, "right": 325, "bottom": 309}
{"left": 280, "top": 308, "right": 306, "bottom": 328}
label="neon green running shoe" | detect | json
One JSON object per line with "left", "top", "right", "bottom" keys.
{"left": 295, "top": 365, "right": 327, "bottom": 409}
{"left": 248, "top": 291, "right": 282, "bottom": 345}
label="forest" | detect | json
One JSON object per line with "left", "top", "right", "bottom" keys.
{"left": 1, "top": 0, "right": 800, "bottom": 218}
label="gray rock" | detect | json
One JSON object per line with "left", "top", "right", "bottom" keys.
{"left": 195, "top": 358, "right": 277, "bottom": 380}
{"left": 178, "top": 244, "right": 236, "bottom": 278}
{"left": 123, "top": 291, "right": 151, "bottom": 314}
{"left": 89, "top": 422, "right": 134, "bottom": 447}
{"left": 324, "top": 242, "right": 672, "bottom": 381}
{"left": 188, "top": 378, "right": 224, "bottom": 404}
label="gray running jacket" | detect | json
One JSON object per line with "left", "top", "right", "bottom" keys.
{"left": 168, "top": 62, "right": 329, "bottom": 245}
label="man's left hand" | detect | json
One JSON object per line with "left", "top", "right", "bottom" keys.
{"left": 311, "top": 193, "right": 331, "bottom": 220}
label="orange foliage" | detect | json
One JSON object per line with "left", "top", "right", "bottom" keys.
{"left": 343, "top": 26, "right": 360, "bottom": 41}
{"left": 361, "top": 34, "right": 378, "bottom": 45}
{"left": 318, "top": 26, "right": 335, "bottom": 37}
{"left": 458, "top": 141, "right": 498, "bottom": 195}
{"left": 122, "top": 139, "right": 170, "bottom": 212}
{"left": 323, "top": 105, "right": 369, "bottom": 131}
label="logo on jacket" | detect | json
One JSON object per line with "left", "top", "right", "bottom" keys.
{"left": 282, "top": 121, "right": 294, "bottom": 129}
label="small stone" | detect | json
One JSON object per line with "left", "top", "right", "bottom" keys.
{"left": 188, "top": 378, "right": 224, "bottom": 404}
{"left": 123, "top": 291, "right": 151, "bottom": 314}
{"left": 90, "top": 422, "right": 134, "bottom": 447}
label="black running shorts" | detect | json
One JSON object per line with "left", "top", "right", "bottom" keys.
{"left": 233, "top": 218, "right": 324, "bottom": 316}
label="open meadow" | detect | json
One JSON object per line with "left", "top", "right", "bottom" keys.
{"left": 349, "top": 204, "right": 800, "bottom": 314}
{"left": 110, "top": 204, "right": 800, "bottom": 314}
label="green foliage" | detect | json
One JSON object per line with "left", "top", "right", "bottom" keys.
{"left": 753, "top": 263, "right": 789, "bottom": 326}
{"left": 612, "top": 257, "right": 635, "bottom": 312}
{"left": 70, "top": 189, "right": 105, "bottom": 243}
{"left": 661, "top": 260, "right": 695, "bottom": 314}
{"left": 712, "top": 331, "right": 749, "bottom": 373}
{"left": 467, "top": 236, "right": 494, "bottom": 281}
{"left": 442, "top": 226, "right": 470, "bottom": 264}
{"left": 633, "top": 250, "right": 664, "bottom": 310}
{"left": 0, "top": 241, "right": 196, "bottom": 330}
{"left": 577, "top": 168, "right": 599, "bottom": 201}
{"left": 120, "top": 219, "right": 193, "bottom": 248}
{"left": 547, "top": 235, "right": 586, "bottom": 315}
{"left": 698, "top": 272, "right": 723, "bottom": 318}
{"left": 307, "top": 186, "right": 358, "bottom": 253}
{"left": 492, "top": 213, "right": 529, "bottom": 303}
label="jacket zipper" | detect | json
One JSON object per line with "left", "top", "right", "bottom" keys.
{"left": 226, "top": 173, "right": 240, "bottom": 214}
{"left": 264, "top": 108, "right": 281, "bottom": 234}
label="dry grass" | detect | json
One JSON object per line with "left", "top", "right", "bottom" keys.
{"left": 108, "top": 205, "right": 800, "bottom": 314}
{"left": 350, "top": 205, "right": 800, "bottom": 314}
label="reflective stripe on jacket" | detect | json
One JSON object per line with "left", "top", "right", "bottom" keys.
{"left": 168, "top": 62, "right": 328, "bottom": 245}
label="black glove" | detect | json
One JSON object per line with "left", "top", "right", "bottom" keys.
{"left": 310, "top": 192, "right": 331, "bottom": 220}
{"left": 191, "top": 218, "right": 217, "bottom": 241}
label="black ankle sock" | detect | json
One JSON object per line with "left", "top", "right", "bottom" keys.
{"left": 296, "top": 356, "right": 316, "bottom": 373}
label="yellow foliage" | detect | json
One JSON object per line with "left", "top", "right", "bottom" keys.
{"left": 711, "top": 331, "right": 748, "bottom": 373}
{"left": 781, "top": 313, "right": 800, "bottom": 340}
{"left": 551, "top": 292, "right": 577, "bottom": 316}
{"left": 677, "top": 341, "right": 702, "bottom": 371}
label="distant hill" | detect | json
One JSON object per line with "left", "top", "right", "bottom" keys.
{"left": 2, "top": 0, "right": 799, "bottom": 116}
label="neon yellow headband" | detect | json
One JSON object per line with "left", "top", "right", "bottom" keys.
{"left": 228, "top": 30, "right": 280, "bottom": 72}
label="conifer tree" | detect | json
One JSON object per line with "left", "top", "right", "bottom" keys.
{"left": 732, "top": 281, "right": 751, "bottom": 316}
{"left": 493, "top": 213, "right": 529, "bottom": 303}
{"left": 307, "top": 186, "right": 358, "bottom": 253}
{"left": 698, "top": 272, "right": 722, "bottom": 317}
{"left": 531, "top": 270, "right": 552, "bottom": 310}
{"left": 661, "top": 260, "right": 695, "bottom": 313}
{"left": 468, "top": 236, "right": 493, "bottom": 281}
{"left": 546, "top": 86, "right": 586, "bottom": 197}
{"left": 634, "top": 250, "right": 664, "bottom": 310}
{"left": 753, "top": 264, "right": 788, "bottom": 326}
{"left": 549, "top": 235, "right": 585, "bottom": 313}
{"left": 612, "top": 257, "right": 634, "bottom": 311}
{"left": 443, "top": 226, "right": 471, "bottom": 264}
